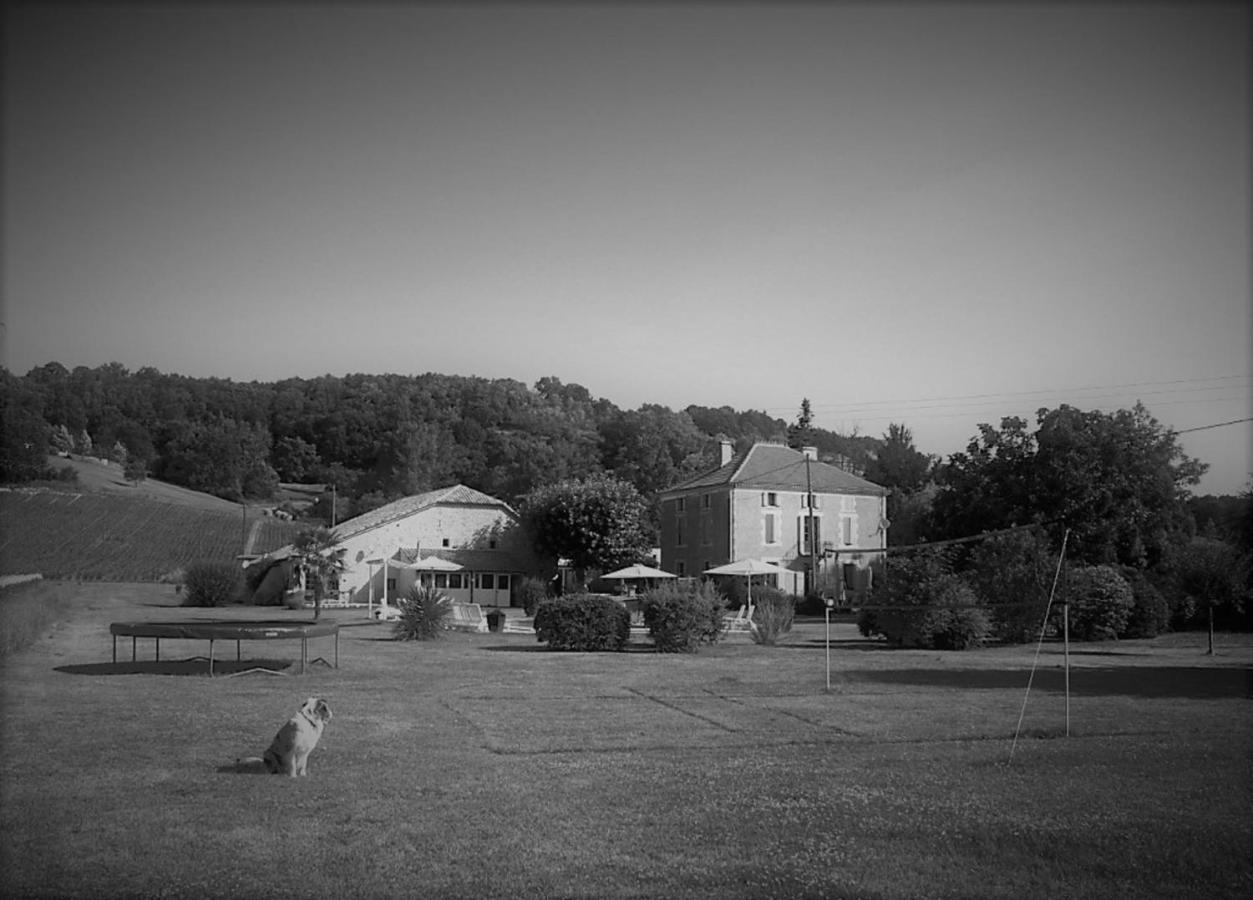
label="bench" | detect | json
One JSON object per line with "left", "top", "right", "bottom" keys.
{"left": 447, "top": 602, "right": 488, "bottom": 633}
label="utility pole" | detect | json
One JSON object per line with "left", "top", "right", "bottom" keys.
{"left": 805, "top": 452, "right": 817, "bottom": 595}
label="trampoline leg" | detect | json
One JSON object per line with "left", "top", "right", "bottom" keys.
{"left": 132, "top": 636, "right": 137, "bottom": 662}
{"left": 208, "top": 639, "right": 214, "bottom": 678}
{"left": 112, "top": 635, "right": 117, "bottom": 665}
{"left": 301, "top": 638, "right": 308, "bottom": 675}
{"left": 155, "top": 638, "right": 160, "bottom": 662}
{"left": 237, "top": 640, "right": 241, "bottom": 661}
{"left": 335, "top": 631, "right": 339, "bottom": 668}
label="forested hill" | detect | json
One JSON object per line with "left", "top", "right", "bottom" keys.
{"left": 1, "top": 363, "right": 883, "bottom": 515}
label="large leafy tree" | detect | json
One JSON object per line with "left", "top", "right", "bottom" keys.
{"left": 520, "top": 473, "right": 652, "bottom": 582}
{"left": 931, "top": 403, "right": 1205, "bottom": 567}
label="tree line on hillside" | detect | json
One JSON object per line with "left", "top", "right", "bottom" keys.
{"left": 0, "top": 363, "right": 883, "bottom": 515}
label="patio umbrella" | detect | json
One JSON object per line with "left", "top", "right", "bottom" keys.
{"left": 703, "top": 558, "right": 787, "bottom": 604}
{"left": 602, "top": 564, "right": 676, "bottom": 580}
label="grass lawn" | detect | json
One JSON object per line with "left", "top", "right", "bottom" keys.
{"left": 2, "top": 583, "right": 1250, "bottom": 899}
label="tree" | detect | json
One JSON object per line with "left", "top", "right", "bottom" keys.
{"left": 292, "top": 527, "right": 347, "bottom": 621}
{"left": 0, "top": 372, "right": 51, "bottom": 481}
{"left": 863, "top": 423, "right": 938, "bottom": 548}
{"left": 863, "top": 424, "right": 934, "bottom": 494}
{"left": 520, "top": 474, "right": 652, "bottom": 584}
{"left": 1173, "top": 537, "right": 1250, "bottom": 650}
{"left": 931, "top": 404, "right": 1205, "bottom": 567}
{"left": 786, "top": 398, "right": 815, "bottom": 450}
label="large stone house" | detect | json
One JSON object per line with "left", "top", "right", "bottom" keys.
{"left": 657, "top": 441, "right": 888, "bottom": 598}
{"left": 323, "top": 484, "right": 542, "bottom": 608}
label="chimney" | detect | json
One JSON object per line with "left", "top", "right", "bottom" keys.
{"left": 719, "top": 439, "right": 734, "bottom": 466}
{"left": 802, "top": 446, "right": 818, "bottom": 461}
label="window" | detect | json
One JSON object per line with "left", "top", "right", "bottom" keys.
{"left": 448, "top": 573, "right": 463, "bottom": 590}
{"left": 488, "top": 538, "right": 498, "bottom": 549}
{"left": 442, "top": 538, "right": 451, "bottom": 548}
{"left": 762, "top": 492, "right": 778, "bottom": 507}
{"left": 700, "top": 514, "right": 712, "bottom": 546}
{"left": 478, "top": 573, "right": 495, "bottom": 590}
{"left": 497, "top": 574, "right": 511, "bottom": 592}
{"left": 798, "top": 516, "right": 822, "bottom": 555}
{"left": 843, "top": 563, "right": 858, "bottom": 591}
{"left": 801, "top": 492, "right": 822, "bottom": 509}
{"left": 764, "top": 513, "right": 779, "bottom": 545}
{"left": 676, "top": 561, "right": 686, "bottom": 576}
{"left": 676, "top": 517, "right": 686, "bottom": 547}
{"left": 841, "top": 516, "right": 855, "bottom": 546}
{"left": 676, "top": 497, "right": 686, "bottom": 513}
{"left": 386, "top": 578, "right": 397, "bottom": 593}
{"left": 434, "top": 573, "right": 448, "bottom": 589}
{"left": 703, "top": 493, "right": 712, "bottom": 509}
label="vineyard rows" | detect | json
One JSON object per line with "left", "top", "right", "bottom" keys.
{"left": 0, "top": 490, "right": 303, "bottom": 582}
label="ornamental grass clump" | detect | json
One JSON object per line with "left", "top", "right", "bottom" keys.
{"left": 393, "top": 584, "right": 451, "bottom": 641}
{"left": 642, "top": 581, "right": 726, "bottom": 653}
{"left": 533, "top": 594, "right": 630, "bottom": 651}
{"left": 748, "top": 587, "right": 794, "bottom": 645}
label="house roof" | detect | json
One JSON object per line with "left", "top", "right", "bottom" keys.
{"left": 661, "top": 443, "right": 886, "bottom": 496}
{"left": 332, "top": 484, "right": 515, "bottom": 542}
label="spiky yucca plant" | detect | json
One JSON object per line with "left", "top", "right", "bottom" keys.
{"left": 393, "top": 584, "right": 452, "bottom": 641}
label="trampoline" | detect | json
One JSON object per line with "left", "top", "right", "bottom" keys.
{"left": 108, "top": 620, "right": 340, "bottom": 677}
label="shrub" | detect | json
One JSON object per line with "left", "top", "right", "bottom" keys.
{"left": 393, "top": 585, "right": 451, "bottom": 641}
{"left": 516, "top": 577, "right": 549, "bottom": 616}
{"left": 918, "top": 578, "right": 992, "bottom": 650}
{"left": 1118, "top": 566, "right": 1171, "bottom": 638}
{"left": 1062, "top": 565, "right": 1134, "bottom": 641}
{"left": 534, "top": 594, "right": 630, "bottom": 651}
{"left": 182, "top": 561, "right": 242, "bottom": 607}
{"left": 642, "top": 581, "right": 726, "bottom": 653}
{"left": 749, "top": 587, "right": 795, "bottom": 645}
{"left": 859, "top": 548, "right": 990, "bottom": 649}
{"left": 0, "top": 580, "right": 67, "bottom": 658}
{"left": 964, "top": 529, "right": 1056, "bottom": 644}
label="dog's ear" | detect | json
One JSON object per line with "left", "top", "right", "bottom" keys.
{"left": 300, "top": 697, "right": 319, "bottom": 717}
{"left": 315, "top": 699, "right": 332, "bottom": 723}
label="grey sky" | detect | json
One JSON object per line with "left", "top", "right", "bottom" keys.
{"left": 3, "top": 3, "right": 1248, "bottom": 493}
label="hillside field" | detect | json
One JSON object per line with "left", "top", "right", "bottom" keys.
{"left": 0, "top": 489, "right": 302, "bottom": 581}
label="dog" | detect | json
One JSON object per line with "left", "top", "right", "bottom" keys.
{"left": 235, "top": 697, "right": 332, "bottom": 777}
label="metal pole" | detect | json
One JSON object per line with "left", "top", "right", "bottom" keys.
{"left": 824, "top": 603, "right": 832, "bottom": 692}
{"left": 1063, "top": 599, "right": 1070, "bottom": 737}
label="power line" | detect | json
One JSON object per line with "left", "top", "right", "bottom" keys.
{"left": 1176, "top": 418, "right": 1253, "bottom": 434}
{"left": 758, "top": 374, "right": 1249, "bottom": 416}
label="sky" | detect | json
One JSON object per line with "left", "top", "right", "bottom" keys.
{"left": 3, "top": 2, "right": 1249, "bottom": 495}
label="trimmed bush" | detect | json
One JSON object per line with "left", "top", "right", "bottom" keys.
{"left": 918, "top": 578, "right": 992, "bottom": 650}
{"left": 1118, "top": 566, "right": 1171, "bottom": 638}
{"left": 642, "top": 581, "right": 726, "bottom": 653}
{"left": 749, "top": 587, "right": 795, "bottom": 645}
{"left": 964, "top": 529, "right": 1056, "bottom": 644}
{"left": 534, "top": 594, "right": 630, "bottom": 651}
{"left": 1062, "top": 565, "right": 1134, "bottom": 641}
{"left": 182, "top": 561, "right": 242, "bottom": 607}
{"left": 859, "top": 549, "right": 990, "bottom": 650}
{"left": 393, "top": 585, "right": 451, "bottom": 641}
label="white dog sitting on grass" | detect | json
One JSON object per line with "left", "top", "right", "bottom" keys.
{"left": 235, "top": 697, "right": 332, "bottom": 777}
